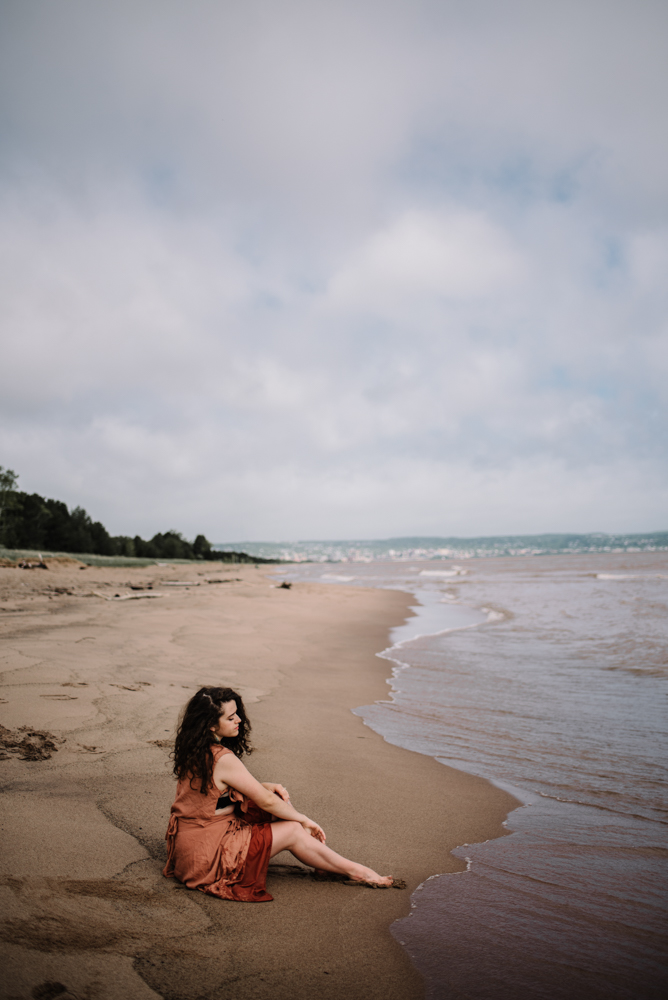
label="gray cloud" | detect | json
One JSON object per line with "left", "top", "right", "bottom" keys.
{"left": 1, "top": 0, "right": 666, "bottom": 539}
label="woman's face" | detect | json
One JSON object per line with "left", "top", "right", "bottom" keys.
{"left": 211, "top": 700, "right": 241, "bottom": 739}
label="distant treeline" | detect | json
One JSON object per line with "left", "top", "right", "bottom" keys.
{"left": 0, "top": 468, "right": 275, "bottom": 563}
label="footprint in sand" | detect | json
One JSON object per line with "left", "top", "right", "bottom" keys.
{"left": 0, "top": 726, "right": 62, "bottom": 760}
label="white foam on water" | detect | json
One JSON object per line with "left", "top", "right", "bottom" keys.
{"left": 596, "top": 573, "right": 639, "bottom": 580}
{"left": 485, "top": 609, "right": 505, "bottom": 622}
{"left": 418, "top": 566, "right": 467, "bottom": 577}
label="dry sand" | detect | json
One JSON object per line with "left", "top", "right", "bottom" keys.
{"left": 0, "top": 559, "right": 517, "bottom": 1000}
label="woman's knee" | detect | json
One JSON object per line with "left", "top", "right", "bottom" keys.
{"left": 271, "top": 820, "right": 301, "bottom": 851}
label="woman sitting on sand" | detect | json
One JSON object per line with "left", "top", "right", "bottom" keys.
{"left": 164, "top": 686, "right": 402, "bottom": 902}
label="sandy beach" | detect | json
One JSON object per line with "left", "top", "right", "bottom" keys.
{"left": 0, "top": 559, "right": 517, "bottom": 1000}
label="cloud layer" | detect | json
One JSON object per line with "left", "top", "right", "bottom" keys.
{"left": 1, "top": 0, "right": 667, "bottom": 540}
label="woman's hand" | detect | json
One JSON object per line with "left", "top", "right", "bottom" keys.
{"left": 262, "top": 782, "right": 290, "bottom": 802}
{"left": 215, "top": 754, "right": 310, "bottom": 826}
{"left": 301, "top": 817, "right": 326, "bottom": 843}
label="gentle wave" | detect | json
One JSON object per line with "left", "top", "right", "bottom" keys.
{"left": 596, "top": 572, "right": 668, "bottom": 580}
{"left": 278, "top": 554, "right": 668, "bottom": 998}
{"left": 419, "top": 568, "right": 466, "bottom": 577}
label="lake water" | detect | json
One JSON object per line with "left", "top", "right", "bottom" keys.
{"left": 278, "top": 552, "right": 668, "bottom": 999}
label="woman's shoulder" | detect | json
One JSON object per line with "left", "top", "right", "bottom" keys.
{"left": 211, "top": 744, "right": 234, "bottom": 761}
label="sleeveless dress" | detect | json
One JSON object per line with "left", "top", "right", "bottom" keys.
{"left": 163, "top": 745, "right": 274, "bottom": 902}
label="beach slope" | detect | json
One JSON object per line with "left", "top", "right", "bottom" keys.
{"left": 0, "top": 561, "right": 516, "bottom": 1000}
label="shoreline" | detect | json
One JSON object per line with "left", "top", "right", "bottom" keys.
{"left": 0, "top": 560, "right": 518, "bottom": 1000}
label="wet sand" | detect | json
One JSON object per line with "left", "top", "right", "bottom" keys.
{"left": 0, "top": 559, "right": 517, "bottom": 1000}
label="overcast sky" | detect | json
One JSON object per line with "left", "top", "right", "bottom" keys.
{"left": 1, "top": 0, "right": 667, "bottom": 541}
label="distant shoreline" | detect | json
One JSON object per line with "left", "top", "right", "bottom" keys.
{"left": 5, "top": 526, "right": 668, "bottom": 569}
{"left": 212, "top": 530, "right": 668, "bottom": 563}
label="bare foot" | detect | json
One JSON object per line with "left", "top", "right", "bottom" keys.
{"left": 346, "top": 864, "right": 395, "bottom": 887}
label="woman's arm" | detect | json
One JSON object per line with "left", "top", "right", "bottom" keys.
{"left": 214, "top": 754, "right": 325, "bottom": 841}
{"left": 261, "top": 781, "right": 289, "bottom": 801}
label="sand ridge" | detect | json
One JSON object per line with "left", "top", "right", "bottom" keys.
{"left": 0, "top": 560, "right": 517, "bottom": 1000}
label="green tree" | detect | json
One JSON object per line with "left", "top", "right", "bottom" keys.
{"left": 9, "top": 493, "right": 51, "bottom": 549}
{"left": 193, "top": 534, "right": 212, "bottom": 559}
{"left": 0, "top": 467, "right": 18, "bottom": 546}
{"left": 149, "top": 531, "right": 194, "bottom": 559}
{"left": 111, "top": 536, "right": 136, "bottom": 557}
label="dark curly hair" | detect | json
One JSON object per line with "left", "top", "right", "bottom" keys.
{"left": 172, "top": 686, "right": 253, "bottom": 794}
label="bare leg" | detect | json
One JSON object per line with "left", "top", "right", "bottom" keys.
{"left": 270, "top": 821, "right": 393, "bottom": 886}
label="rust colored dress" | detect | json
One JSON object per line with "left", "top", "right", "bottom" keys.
{"left": 163, "top": 745, "right": 274, "bottom": 902}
